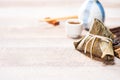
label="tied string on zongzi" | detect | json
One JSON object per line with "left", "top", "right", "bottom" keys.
{"left": 78, "top": 33, "right": 113, "bottom": 59}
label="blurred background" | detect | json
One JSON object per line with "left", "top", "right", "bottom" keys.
{"left": 0, "top": 0, "right": 120, "bottom": 27}
{"left": 0, "top": 0, "right": 120, "bottom": 80}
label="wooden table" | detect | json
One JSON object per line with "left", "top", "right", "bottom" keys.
{"left": 0, "top": 0, "right": 120, "bottom": 80}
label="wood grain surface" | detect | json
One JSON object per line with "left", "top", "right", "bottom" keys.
{"left": 0, "top": 0, "right": 120, "bottom": 80}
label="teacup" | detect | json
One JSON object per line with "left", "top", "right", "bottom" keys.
{"left": 65, "top": 19, "right": 83, "bottom": 38}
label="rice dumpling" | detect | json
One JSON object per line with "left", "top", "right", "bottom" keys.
{"left": 74, "top": 18, "right": 114, "bottom": 64}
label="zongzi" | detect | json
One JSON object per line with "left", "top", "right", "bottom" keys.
{"left": 74, "top": 18, "right": 114, "bottom": 64}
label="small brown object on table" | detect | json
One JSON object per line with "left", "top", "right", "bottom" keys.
{"left": 110, "top": 26, "right": 120, "bottom": 58}
{"left": 40, "top": 16, "right": 78, "bottom": 26}
{"left": 110, "top": 26, "right": 120, "bottom": 38}
{"left": 115, "top": 48, "right": 120, "bottom": 58}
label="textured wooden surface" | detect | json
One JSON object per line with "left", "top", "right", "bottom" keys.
{"left": 0, "top": 0, "right": 120, "bottom": 80}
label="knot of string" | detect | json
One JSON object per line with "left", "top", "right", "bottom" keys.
{"left": 80, "top": 33, "right": 112, "bottom": 59}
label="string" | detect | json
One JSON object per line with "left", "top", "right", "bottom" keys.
{"left": 79, "top": 33, "right": 112, "bottom": 59}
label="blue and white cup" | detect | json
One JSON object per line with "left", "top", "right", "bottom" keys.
{"left": 78, "top": 0, "right": 105, "bottom": 30}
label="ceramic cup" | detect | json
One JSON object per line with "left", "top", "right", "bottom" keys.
{"left": 65, "top": 19, "right": 83, "bottom": 38}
